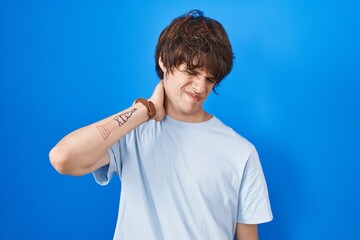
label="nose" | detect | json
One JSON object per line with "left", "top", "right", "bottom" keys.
{"left": 192, "top": 76, "right": 207, "bottom": 94}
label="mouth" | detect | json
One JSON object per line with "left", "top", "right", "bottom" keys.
{"left": 185, "top": 91, "right": 203, "bottom": 102}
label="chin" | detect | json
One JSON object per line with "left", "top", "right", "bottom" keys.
{"left": 181, "top": 107, "right": 202, "bottom": 116}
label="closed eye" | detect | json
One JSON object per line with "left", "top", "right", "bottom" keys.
{"left": 206, "top": 78, "right": 217, "bottom": 84}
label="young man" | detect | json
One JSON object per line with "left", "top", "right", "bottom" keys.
{"left": 50, "top": 10, "right": 272, "bottom": 240}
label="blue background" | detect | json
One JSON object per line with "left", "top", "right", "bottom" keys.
{"left": 1, "top": 0, "right": 359, "bottom": 239}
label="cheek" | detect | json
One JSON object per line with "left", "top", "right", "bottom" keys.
{"left": 205, "top": 85, "right": 214, "bottom": 94}
{"left": 164, "top": 78, "right": 181, "bottom": 92}
{"left": 163, "top": 80, "right": 177, "bottom": 99}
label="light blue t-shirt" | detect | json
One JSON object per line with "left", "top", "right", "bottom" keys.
{"left": 93, "top": 116, "right": 272, "bottom": 239}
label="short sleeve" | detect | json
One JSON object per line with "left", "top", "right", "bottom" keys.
{"left": 237, "top": 147, "right": 273, "bottom": 224}
{"left": 92, "top": 141, "right": 121, "bottom": 186}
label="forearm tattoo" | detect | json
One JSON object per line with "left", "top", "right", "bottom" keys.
{"left": 96, "top": 108, "right": 137, "bottom": 140}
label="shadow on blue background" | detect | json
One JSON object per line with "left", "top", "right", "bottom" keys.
{"left": 1, "top": 1, "right": 359, "bottom": 239}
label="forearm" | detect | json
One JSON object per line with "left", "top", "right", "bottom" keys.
{"left": 49, "top": 102, "right": 148, "bottom": 176}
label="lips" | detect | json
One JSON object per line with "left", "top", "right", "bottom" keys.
{"left": 185, "top": 91, "right": 202, "bottom": 102}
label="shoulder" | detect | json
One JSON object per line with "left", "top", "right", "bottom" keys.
{"left": 211, "top": 117, "right": 255, "bottom": 153}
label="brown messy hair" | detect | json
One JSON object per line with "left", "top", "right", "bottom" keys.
{"left": 155, "top": 10, "right": 234, "bottom": 92}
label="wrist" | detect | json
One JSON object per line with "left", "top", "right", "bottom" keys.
{"left": 133, "top": 98, "right": 156, "bottom": 120}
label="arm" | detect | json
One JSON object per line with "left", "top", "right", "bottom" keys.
{"left": 49, "top": 81, "right": 165, "bottom": 176}
{"left": 235, "top": 224, "right": 258, "bottom": 240}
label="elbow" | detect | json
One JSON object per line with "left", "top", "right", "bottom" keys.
{"left": 49, "top": 144, "right": 89, "bottom": 176}
{"left": 49, "top": 145, "right": 73, "bottom": 175}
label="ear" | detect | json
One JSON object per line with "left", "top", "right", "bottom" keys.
{"left": 158, "top": 57, "right": 166, "bottom": 73}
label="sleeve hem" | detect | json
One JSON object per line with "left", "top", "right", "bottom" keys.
{"left": 237, "top": 214, "right": 273, "bottom": 224}
{"left": 92, "top": 148, "right": 117, "bottom": 186}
